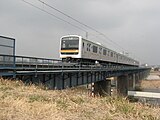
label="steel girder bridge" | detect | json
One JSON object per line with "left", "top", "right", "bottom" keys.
{"left": 0, "top": 54, "right": 150, "bottom": 92}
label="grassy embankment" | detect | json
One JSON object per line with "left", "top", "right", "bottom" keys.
{"left": 141, "top": 71, "right": 160, "bottom": 89}
{"left": 0, "top": 78, "right": 160, "bottom": 120}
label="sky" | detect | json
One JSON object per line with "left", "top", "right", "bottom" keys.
{"left": 0, "top": 0, "right": 160, "bottom": 65}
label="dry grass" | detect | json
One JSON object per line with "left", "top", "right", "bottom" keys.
{"left": 0, "top": 78, "right": 160, "bottom": 120}
{"left": 150, "top": 71, "right": 160, "bottom": 76}
{"left": 141, "top": 80, "right": 160, "bottom": 89}
{"left": 141, "top": 71, "right": 160, "bottom": 89}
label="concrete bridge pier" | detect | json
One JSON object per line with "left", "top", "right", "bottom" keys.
{"left": 132, "top": 74, "right": 136, "bottom": 90}
{"left": 94, "top": 79, "right": 111, "bottom": 96}
{"left": 139, "top": 72, "right": 144, "bottom": 80}
{"left": 117, "top": 75, "right": 128, "bottom": 96}
{"left": 142, "top": 71, "right": 148, "bottom": 79}
{"left": 135, "top": 73, "right": 141, "bottom": 90}
{"left": 128, "top": 74, "right": 135, "bottom": 91}
{"left": 135, "top": 71, "right": 147, "bottom": 90}
{"left": 140, "top": 71, "right": 149, "bottom": 80}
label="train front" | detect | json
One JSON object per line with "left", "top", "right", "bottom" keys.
{"left": 60, "top": 35, "right": 81, "bottom": 62}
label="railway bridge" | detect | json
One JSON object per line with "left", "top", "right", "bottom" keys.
{"left": 0, "top": 35, "right": 151, "bottom": 96}
{"left": 0, "top": 54, "right": 150, "bottom": 96}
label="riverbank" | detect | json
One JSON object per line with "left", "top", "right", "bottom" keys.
{"left": 141, "top": 71, "right": 160, "bottom": 90}
{"left": 0, "top": 78, "right": 160, "bottom": 120}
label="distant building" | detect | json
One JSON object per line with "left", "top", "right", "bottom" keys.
{"left": 154, "top": 67, "right": 160, "bottom": 71}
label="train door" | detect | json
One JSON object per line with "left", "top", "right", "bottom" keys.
{"left": 99, "top": 47, "right": 102, "bottom": 60}
{"left": 82, "top": 42, "right": 85, "bottom": 56}
{"left": 116, "top": 54, "right": 118, "bottom": 62}
{"left": 87, "top": 43, "right": 91, "bottom": 59}
{"left": 82, "top": 41, "right": 88, "bottom": 59}
{"left": 82, "top": 41, "right": 89, "bottom": 58}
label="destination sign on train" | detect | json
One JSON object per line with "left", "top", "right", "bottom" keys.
{"left": 62, "top": 37, "right": 79, "bottom": 40}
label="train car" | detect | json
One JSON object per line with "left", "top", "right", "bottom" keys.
{"left": 60, "top": 35, "right": 139, "bottom": 66}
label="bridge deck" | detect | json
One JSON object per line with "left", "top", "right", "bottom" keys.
{"left": 0, "top": 54, "right": 151, "bottom": 89}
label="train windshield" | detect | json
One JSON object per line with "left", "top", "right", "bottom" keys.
{"left": 61, "top": 37, "right": 79, "bottom": 50}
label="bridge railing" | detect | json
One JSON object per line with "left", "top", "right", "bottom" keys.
{"left": 15, "top": 55, "right": 62, "bottom": 69}
{"left": 0, "top": 54, "right": 62, "bottom": 69}
{"left": 0, "top": 54, "right": 15, "bottom": 68}
{"left": 0, "top": 54, "right": 142, "bottom": 71}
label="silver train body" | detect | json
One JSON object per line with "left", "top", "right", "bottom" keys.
{"left": 60, "top": 35, "right": 139, "bottom": 66}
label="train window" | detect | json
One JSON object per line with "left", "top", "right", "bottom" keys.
{"left": 108, "top": 51, "right": 110, "bottom": 56}
{"left": 106, "top": 50, "right": 107, "bottom": 55}
{"left": 89, "top": 44, "right": 91, "bottom": 51}
{"left": 111, "top": 52, "right": 113, "bottom": 57}
{"left": 99, "top": 47, "right": 102, "bottom": 54}
{"left": 87, "top": 43, "right": 91, "bottom": 51}
{"left": 103, "top": 49, "right": 106, "bottom": 55}
{"left": 93, "top": 46, "right": 97, "bottom": 53}
{"left": 114, "top": 53, "right": 117, "bottom": 58}
{"left": 61, "top": 40, "right": 79, "bottom": 49}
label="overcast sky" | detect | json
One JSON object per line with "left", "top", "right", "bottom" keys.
{"left": 0, "top": 0, "right": 160, "bottom": 65}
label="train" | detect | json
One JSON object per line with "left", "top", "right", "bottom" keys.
{"left": 60, "top": 35, "right": 139, "bottom": 67}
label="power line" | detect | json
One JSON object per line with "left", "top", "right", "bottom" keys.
{"left": 38, "top": 0, "right": 103, "bottom": 33}
{"left": 22, "top": 0, "right": 127, "bottom": 52}
{"left": 22, "top": 0, "right": 141, "bottom": 62}
{"left": 37, "top": 0, "right": 128, "bottom": 52}
{"left": 21, "top": 0, "right": 87, "bottom": 33}
{"left": 39, "top": 0, "right": 143, "bottom": 61}
{"left": 21, "top": 1, "right": 112, "bottom": 47}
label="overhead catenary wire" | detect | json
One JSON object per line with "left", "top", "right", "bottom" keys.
{"left": 37, "top": 0, "right": 145, "bottom": 62}
{"left": 37, "top": 0, "right": 127, "bottom": 52}
{"left": 22, "top": 0, "right": 128, "bottom": 52}
{"left": 21, "top": 0, "right": 142, "bottom": 62}
{"left": 21, "top": 0, "right": 88, "bottom": 33}
{"left": 21, "top": 0, "right": 111, "bottom": 45}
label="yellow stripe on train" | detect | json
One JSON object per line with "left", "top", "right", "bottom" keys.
{"left": 60, "top": 50, "right": 79, "bottom": 53}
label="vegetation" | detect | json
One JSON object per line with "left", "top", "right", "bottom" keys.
{"left": 141, "top": 80, "right": 160, "bottom": 89}
{"left": 0, "top": 78, "right": 160, "bottom": 120}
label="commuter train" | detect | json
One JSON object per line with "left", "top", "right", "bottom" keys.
{"left": 60, "top": 35, "right": 139, "bottom": 66}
